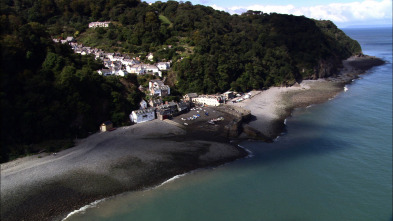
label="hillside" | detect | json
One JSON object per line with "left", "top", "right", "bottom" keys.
{"left": 1, "top": 0, "right": 361, "bottom": 162}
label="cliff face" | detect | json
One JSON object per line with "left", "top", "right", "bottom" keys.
{"left": 311, "top": 57, "right": 342, "bottom": 79}
{"left": 309, "top": 20, "right": 362, "bottom": 79}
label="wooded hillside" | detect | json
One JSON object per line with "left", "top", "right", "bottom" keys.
{"left": 0, "top": 0, "right": 361, "bottom": 162}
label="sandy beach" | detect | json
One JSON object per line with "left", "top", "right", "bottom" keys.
{"left": 0, "top": 55, "right": 384, "bottom": 221}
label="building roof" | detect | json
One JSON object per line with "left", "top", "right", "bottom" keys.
{"left": 102, "top": 121, "right": 112, "bottom": 125}
{"left": 132, "top": 108, "right": 155, "bottom": 115}
{"left": 185, "top": 93, "right": 198, "bottom": 98}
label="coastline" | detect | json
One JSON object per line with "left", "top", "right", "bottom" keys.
{"left": 0, "top": 55, "right": 385, "bottom": 221}
{"left": 231, "top": 55, "right": 386, "bottom": 141}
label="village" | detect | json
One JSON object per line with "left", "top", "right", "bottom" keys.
{"left": 54, "top": 22, "right": 253, "bottom": 132}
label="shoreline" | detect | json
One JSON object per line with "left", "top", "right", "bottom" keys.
{"left": 0, "top": 55, "right": 385, "bottom": 221}
{"left": 231, "top": 55, "right": 386, "bottom": 141}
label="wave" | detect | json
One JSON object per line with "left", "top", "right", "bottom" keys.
{"left": 156, "top": 173, "right": 188, "bottom": 187}
{"left": 238, "top": 144, "right": 254, "bottom": 158}
{"left": 62, "top": 172, "right": 190, "bottom": 220}
{"left": 62, "top": 144, "right": 253, "bottom": 219}
{"left": 62, "top": 199, "right": 106, "bottom": 220}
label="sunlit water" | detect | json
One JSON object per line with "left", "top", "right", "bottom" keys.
{"left": 66, "top": 28, "right": 392, "bottom": 221}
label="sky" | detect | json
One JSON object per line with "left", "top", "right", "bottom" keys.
{"left": 153, "top": 0, "right": 392, "bottom": 28}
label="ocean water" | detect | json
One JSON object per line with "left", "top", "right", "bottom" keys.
{"left": 66, "top": 28, "right": 392, "bottom": 221}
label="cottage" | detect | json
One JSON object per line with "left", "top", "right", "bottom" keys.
{"left": 223, "top": 91, "right": 235, "bottom": 100}
{"left": 130, "top": 108, "right": 155, "bottom": 124}
{"left": 149, "top": 80, "right": 170, "bottom": 97}
{"left": 105, "top": 53, "right": 115, "bottom": 60}
{"left": 140, "top": 99, "right": 147, "bottom": 109}
{"left": 192, "top": 95, "right": 224, "bottom": 107}
{"left": 177, "top": 101, "right": 189, "bottom": 113}
{"left": 156, "top": 108, "right": 172, "bottom": 120}
{"left": 122, "top": 59, "right": 136, "bottom": 66}
{"left": 113, "top": 68, "right": 126, "bottom": 77}
{"left": 66, "top": 36, "right": 75, "bottom": 42}
{"left": 147, "top": 53, "right": 154, "bottom": 61}
{"left": 100, "top": 121, "right": 113, "bottom": 132}
{"left": 183, "top": 93, "right": 198, "bottom": 102}
{"left": 145, "top": 65, "right": 161, "bottom": 77}
{"left": 98, "top": 69, "right": 112, "bottom": 76}
{"left": 156, "top": 62, "right": 170, "bottom": 71}
{"left": 127, "top": 64, "right": 145, "bottom": 75}
{"left": 111, "top": 61, "right": 122, "bottom": 69}
{"left": 89, "top": 21, "right": 111, "bottom": 28}
{"left": 156, "top": 101, "right": 178, "bottom": 119}
{"left": 151, "top": 85, "right": 170, "bottom": 97}
{"left": 149, "top": 98, "right": 163, "bottom": 107}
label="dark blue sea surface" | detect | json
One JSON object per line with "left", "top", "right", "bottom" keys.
{"left": 66, "top": 28, "right": 392, "bottom": 221}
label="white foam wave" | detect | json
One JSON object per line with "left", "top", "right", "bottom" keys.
{"left": 157, "top": 173, "right": 187, "bottom": 187}
{"left": 238, "top": 144, "right": 254, "bottom": 158}
{"left": 62, "top": 199, "right": 105, "bottom": 220}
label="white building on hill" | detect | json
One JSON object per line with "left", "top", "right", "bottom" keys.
{"left": 149, "top": 80, "right": 170, "bottom": 97}
{"left": 89, "top": 21, "right": 111, "bottom": 28}
{"left": 192, "top": 95, "right": 224, "bottom": 106}
{"left": 130, "top": 108, "right": 155, "bottom": 124}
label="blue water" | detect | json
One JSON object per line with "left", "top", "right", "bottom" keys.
{"left": 67, "top": 28, "right": 392, "bottom": 221}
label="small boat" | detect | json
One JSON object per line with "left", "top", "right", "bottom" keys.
{"left": 344, "top": 86, "right": 348, "bottom": 92}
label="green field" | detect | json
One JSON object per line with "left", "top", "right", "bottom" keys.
{"left": 159, "top": 14, "right": 173, "bottom": 28}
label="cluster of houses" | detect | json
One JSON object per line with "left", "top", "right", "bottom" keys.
{"left": 129, "top": 86, "right": 237, "bottom": 124}
{"left": 53, "top": 31, "right": 171, "bottom": 77}
{"left": 68, "top": 42, "right": 171, "bottom": 77}
{"left": 130, "top": 99, "right": 189, "bottom": 124}
{"left": 52, "top": 36, "right": 76, "bottom": 45}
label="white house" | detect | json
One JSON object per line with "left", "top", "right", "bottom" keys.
{"left": 105, "top": 53, "right": 115, "bottom": 60}
{"left": 183, "top": 93, "right": 198, "bottom": 102}
{"left": 130, "top": 108, "right": 155, "bottom": 124}
{"left": 122, "top": 59, "right": 136, "bottom": 66}
{"left": 140, "top": 99, "right": 147, "bottom": 109}
{"left": 89, "top": 21, "right": 111, "bottom": 28}
{"left": 156, "top": 62, "right": 170, "bottom": 71}
{"left": 147, "top": 53, "right": 154, "bottom": 61}
{"left": 152, "top": 85, "right": 170, "bottom": 96}
{"left": 192, "top": 95, "right": 223, "bottom": 106}
{"left": 113, "top": 68, "right": 126, "bottom": 77}
{"left": 127, "top": 64, "right": 144, "bottom": 74}
{"left": 98, "top": 69, "right": 113, "bottom": 76}
{"left": 145, "top": 65, "right": 161, "bottom": 77}
{"left": 149, "top": 80, "right": 170, "bottom": 96}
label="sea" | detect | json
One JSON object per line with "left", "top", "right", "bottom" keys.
{"left": 65, "top": 27, "right": 392, "bottom": 221}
